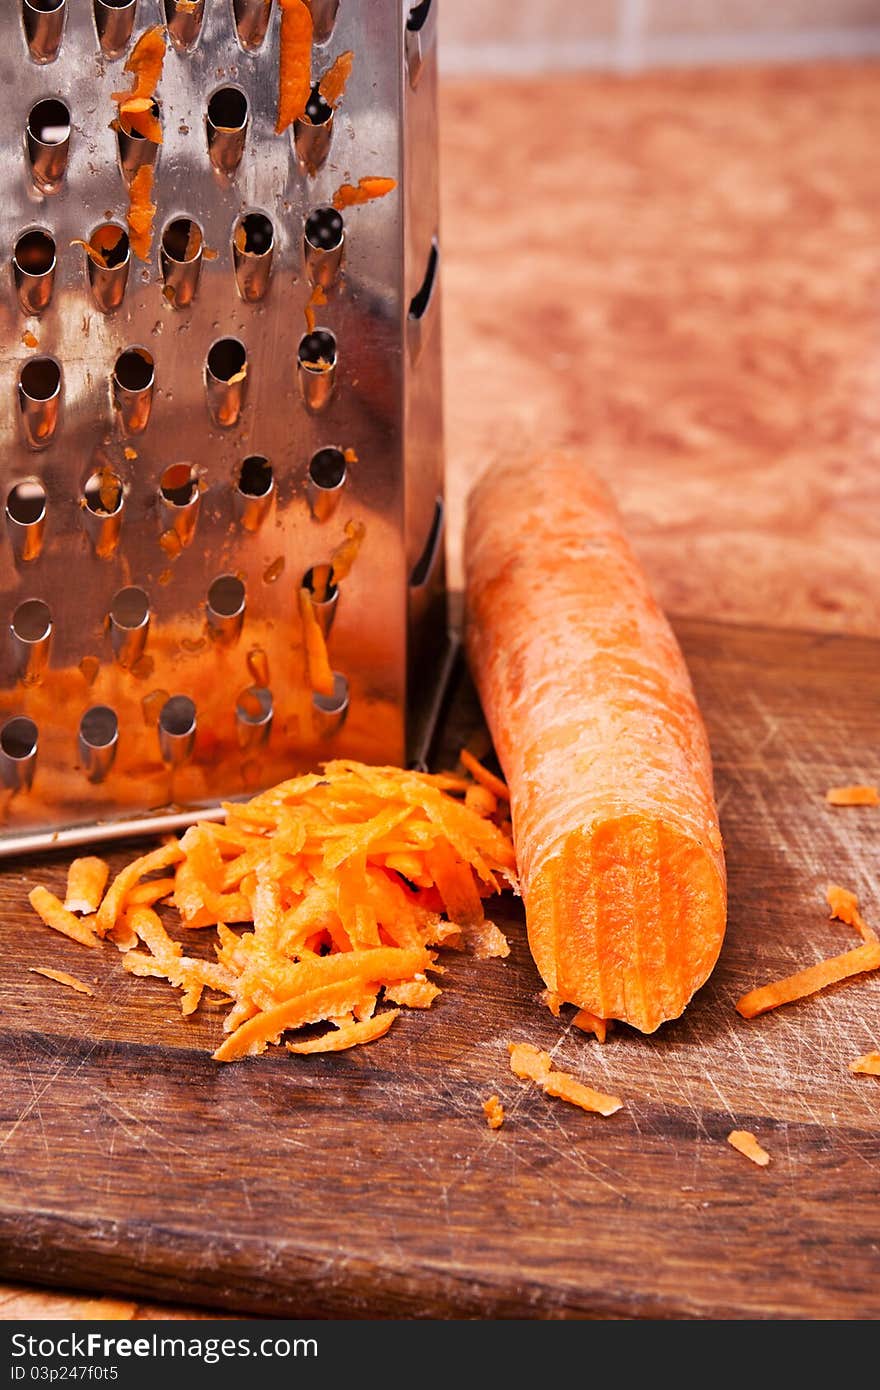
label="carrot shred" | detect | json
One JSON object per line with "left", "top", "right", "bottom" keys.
{"left": 318, "top": 50, "right": 354, "bottom": 108}
{"left": 64, "top": 857, "right": 109, "bottom": 916}
{"left": 735, "top": 941, "right": 880, "bottom": 1019}
{"left": 507, "top": 1041, "right": 622, "bottom": 1116}
{"left": 849, "top": 1052, "right": 880, "bottom": 1076}
{"left": 286, "top": 1009, "right": 398, "bottom": 1054}
{"left": 127, "top": 164, "right": 157, "bottom": 261}
{"left": 276, "top": 0, "right": 313, "bottom": 134}
{"left": 572, "top": 1008, "right": 612, "bottom": 1043}
{"left": 298, "top": 587, "right": 335, "bottom": 696}
{"left": 826, "top": 883, "right": 877, "bottom": 944}
{"left": 483, "top": 1095, "right": 505, "bottom": 1130}
{"left": 459, "top": 749, "right": 510, "bottom": 802}
{"left": 29, "top": 887, "right": 100, "bottom": 949}
{"left": 112, "top": 25, "right": 166, "bottom": 104}
{"left": 332, "top": 176, "right": 397, "bottom": 211}
{"left": 727, "top": 1130, "right": 770, "bottom": 1166}
{"left": 30, "top": 967, "right": 94, "bottom": 997}
{"left": 539, "top": 988, "right": 563, "bottom": 1018}
{"left": 31, "top": 762, "right": 516, "bottom": 1064}
{"left": 825, "top": 784, "right": 878, "bottom": 807}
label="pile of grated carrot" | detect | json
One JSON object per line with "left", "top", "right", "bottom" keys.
{"left": 28, "top": 761, "right": 517, "bottom": 1063}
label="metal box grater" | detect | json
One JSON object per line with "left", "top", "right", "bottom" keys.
{"left": 0, "top": 0, "right": 447, "bottom": 855}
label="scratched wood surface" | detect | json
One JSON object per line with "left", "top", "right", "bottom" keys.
{"left": 0, "top": 616, "right": 878, "bottom": 1320}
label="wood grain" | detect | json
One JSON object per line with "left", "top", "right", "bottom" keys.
{"left": 1, "top": 618, "right": 878, "bottom": 1320}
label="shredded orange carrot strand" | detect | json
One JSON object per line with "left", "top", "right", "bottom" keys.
{"left": 29, "top": 887, "right": 100, "bottom": 949}
{"left": 21, "top": 330, "right": 39, "bottom": 348}
{"left": 127, "top": 164, "right": 157, "bottom": 261}
{"left": 508, "top": 1041, "right": 622, "bottom": 1115}
{"left": 329, "top": 520, "right": 366, "bottom": 586}
{"left": 727, "top": 1130, "right": 770, "bottom": 1166}
{"left": 849, "top": 1052, "right": 880, "bottom": 1077}
{"left": 318, "top": 50, "right": 354, "bottom": 108}
{"left": 460, "top": 749, "right": 510, "bottom": 802}
{"left": 286, "top": 1009, "right": 398, "bottom": 1054}
{"left": 95, "top": 841, "right": 184, "bottom": 936}
{"left": 542, "top": 1071, "right": 622, "bottom": 1116}
{"left": 112, "top": 25, "right": 166, "bottom": 104}
{"left": 276, "top": 0, "right": 313, "bottom": 134}
{"left": 508, "top": 1041, "right": 553, "bottom": 1082}
{"left": 483, "top": 1095, "right": 505, "bottom": 1130}
{"left": 30, "top": 967, "right": 94, "bottom": 997}
{"left": 826, "top": 883, "right": 877, "bottom": 943}
{"left": 31, "top": 762, "right": 516, "bottom": 1063}
{"left": 64, "top": 857, "right": 109, "bottom": 916}
{"left": 332, "top": 176, "right": 397, "bottom": 211}
{"left": 572, "top": 1008, "right": 612, "bottom": 1043}
{"left": 304, "top": 283, "right": 327, "bottom": 334}
{"left": 825, "top": 784, "right": 878, "bottom": 807}
{"left": 298, "top": 587, "right": 335, "bottom": 696}
{"left": 736, "top": 941, "right": 880, "bottom": 1019}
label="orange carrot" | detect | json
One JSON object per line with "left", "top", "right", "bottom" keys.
{"left": 29, "top": 887, "right": 100, "bottom": 949}
{"left": 507, "top": 1041, "right": 622, "bottom": 1116}
{"left": 318, "top": 50, "right": 353, "bottom": 108}
{"left": 825, "top": 784, "right": 878, "bottom": 806}
{"left": 276, "top": 0, "right": 312, "bottom": 134}
{"left": 112, "top": 25, "right": 166, "bottom": 104}
{"left": 572, "top": 1008, "right": 612, "bottom": 1043}
{"left": 849, "top": 1052, "right": 880, "bottom": 1077}
{"left": 64, "top": 857, "right": 109, "bottom": 916}
{"left": 483, "top": 1095, "right": 505, "bottom": 1129}
{"left": 736, "top": 941, "right": 880, "bottom": 1018}
{"left": 285, "top": 1009, "right": 398, "bottom": 1054}
{"left": 466, "top": 453, "right": 726, "bottom": 1033}
{"left": 298, "top": 587, "right": 335, "bottom": 697}
{"left": 459, "top": 749, "right": 510, "bottom": 802}
{"left": 30, "top": 967, "right": 94, "bottom": 997}
{"left": 727, "top": 1130, "right": 770, "bottom": 1166}
{"left": 826, "top": 883, "right": 877, "bottom": 943}
{"left": 332, "top": 176, "right": 397, "bottom": 211}
{"left": 127, "top": 164, "right": 156, "bottom": 261}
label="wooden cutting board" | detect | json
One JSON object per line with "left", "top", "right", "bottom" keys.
{"left": 0, "top": 617, "right": 878, "bottom": 1320}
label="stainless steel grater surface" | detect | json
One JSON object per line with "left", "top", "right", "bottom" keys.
{"left": 0, "top": 0, "right": 446, "bottom": 855}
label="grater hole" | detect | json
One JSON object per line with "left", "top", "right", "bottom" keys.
{"left": 110, "top": 585, "right": 149, "bottom": 632}
{"left": 114, "top": 347, "right": 154, "bottom": 392}
{"left": 84, "top": 470, "right": 123, "bottom": 517}
{"left": 120, "top": 98, "right": 160, "bottom": 141}
{"left": 87, "top": 223, "right": 129, "bottom": 269}
{"left": 207, "top": 336, "right": 247, "bottom": 384}
{"left": 303, "top": 566, "right": 338, "bottom": 604}
{"left": 236, "top": 685, "right": 272, "bottom": 727}
{"left": 298, "top": 330, "right": 337, "bottom": 371}
{"left": 409, "top": 239, "right": 439, "bottom": 322}
{"left": 407, "top": 0, "right": 433, "bottom": 30}
{"left": 208, "top": 574, "right": 246, "bottom": 620}
{"left": 313, "top": 672, "right": 349, "bottom": 716}
{"left": 238, "top": 455, "right": 272, "bottom": 497}
{"left": 235, "top": 212, "right": 273, "bottom": 257}
{"left": 208, "top": 86, "right": 248, "bottom": 132}
{"left": 310, "top": 0, "right": 340, "bottom": 45}
{"left": 233, "top": 0, "right": 272, "bottom": 51}
{"left": 12, "top": 598, "right": 51, "bottom": 644}
{"left": 19, "top": 356, "right": 61, "bottom": 403}
{"left": 27, "top": 97, "right": 70, "bottom": 146}
{"left": 308, "top": 447, "right": 346, "bottom": 493}
{"left": 95, "top": 1, "right": 138, "bottom": 60}
{"left": 159, "top": 694, "right": 196, "bottom": 738}
{"left": 303, "top": 88, "right": 332, "bottom": 128}
{"left": 7, "top": 481, "right": 46, "bottom": 527}
{"left": 164, "top": 0, "right": 205, "bottom": 52}
{"left": 0, "top": 716, "right": 38, "bottom": 761}
{"left": 305, "top": 206, "right": 343, "bottom": 252}
{"left": 23, "top": 0, "right": 67, "bottom": 65}
{"left": 14, "top": 228, "right": 56, "bottom": 277}
{"left": 162, "top": 217, "right": 203, "bottom": 264}
{"left": 160, "top": 463, "right": 198, "bottom": 508}
{"left": 79, "top": 705, "right": 118, "bottom": 751}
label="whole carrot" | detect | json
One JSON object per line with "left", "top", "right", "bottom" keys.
{"left": 464, "top": 452, "right": 726, "bottom": 1032}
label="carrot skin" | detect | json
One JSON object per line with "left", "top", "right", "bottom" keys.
{"left": 464, "top": 452, "right": 727, "bottom": 1033}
